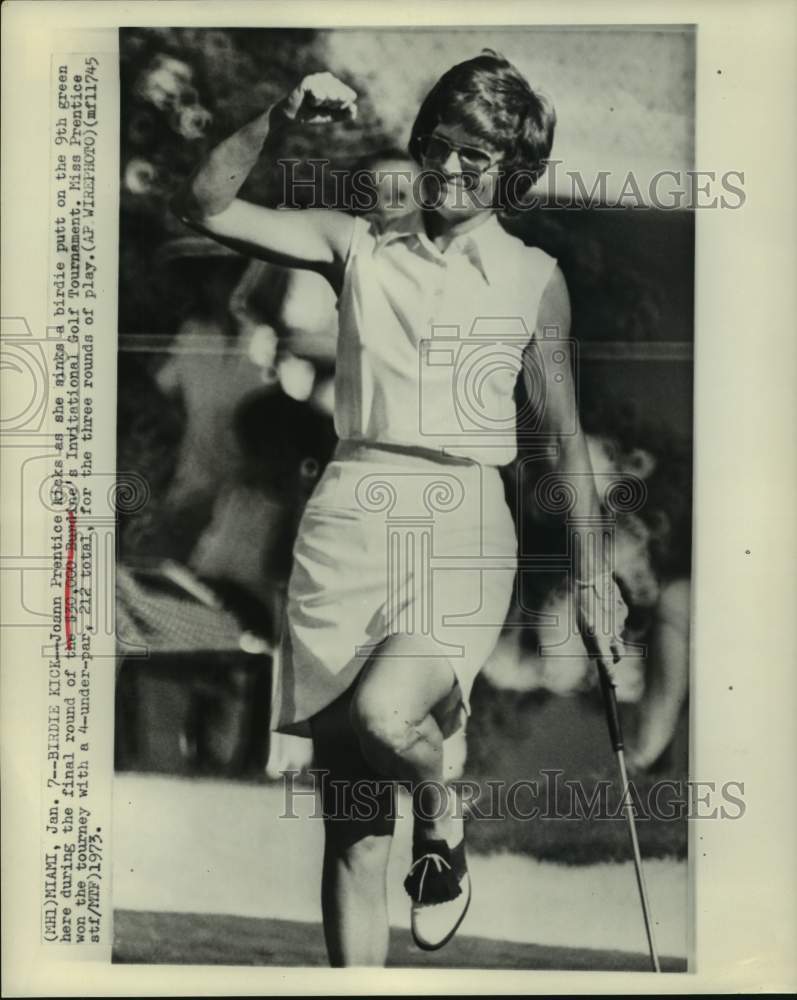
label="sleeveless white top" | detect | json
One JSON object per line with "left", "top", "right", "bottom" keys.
{"left": 334, "top": 209, "right": 558, "bottom": 467}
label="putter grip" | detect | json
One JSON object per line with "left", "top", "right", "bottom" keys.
{"left": 596, "top": 659, "right": 624, "bottom": 752}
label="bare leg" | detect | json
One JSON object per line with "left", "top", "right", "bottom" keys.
{"left": 310, "top": 688, "right": 396, "bottom": 967}
{"left": 627, "top": 578, "right": 690, "bottom": 771}
{"left": 350, "top": 636, "right": 462, "bottom": 846}
{"left": 308, "top": 638, "right": 466, "bottom": 964}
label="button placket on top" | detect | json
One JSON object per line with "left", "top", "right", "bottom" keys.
{"left": 429, "top": 267, "right": 446, "bottom": 326}
{"left": 437, "top": 245, "right": 485, "bottom": 342}
{"left": 409, "top": 235, "right": 446, "bottom": 328}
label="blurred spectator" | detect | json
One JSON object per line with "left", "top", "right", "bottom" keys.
{"left": 486, "top": 406, "right": 692, "bottom": 771}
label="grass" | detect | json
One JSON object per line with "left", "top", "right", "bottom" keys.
{"left": 113, "top": 909, "right": 686, "bottom": 971}
{"left": 460, "top": 678, "right": 688, "bottom": 864}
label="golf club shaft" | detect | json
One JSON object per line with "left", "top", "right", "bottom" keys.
{"left": 596, "top": 659, "right": 661, "bottom": 972}
{"left": 616, "top": 744, "right": 661, "bottom": 972}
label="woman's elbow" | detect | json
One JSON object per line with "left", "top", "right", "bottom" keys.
{"left": 170, "top": 188, "right": 202, "bottom": 227}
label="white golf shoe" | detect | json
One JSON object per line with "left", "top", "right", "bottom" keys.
{"left": 405, "top": 835, "right": 471, "bottom": 950}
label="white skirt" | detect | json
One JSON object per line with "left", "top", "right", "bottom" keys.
{"left": 270, "top": 440, "right": 517, "bottom": 738}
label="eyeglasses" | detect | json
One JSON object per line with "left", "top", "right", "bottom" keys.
{"left": 416, "top": 133, "right": 501, "bottom": 175}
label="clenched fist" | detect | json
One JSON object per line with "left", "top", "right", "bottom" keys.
{"left": 278, "top": 71, "right": 358, "bottom": 124}
{"left": 574, "top": 570, "right": 629, "bottom": 678}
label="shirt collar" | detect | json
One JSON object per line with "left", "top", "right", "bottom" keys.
{"left": 373, "top": 209, "right": 508, "bottom": 285}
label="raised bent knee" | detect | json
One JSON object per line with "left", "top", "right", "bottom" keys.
{"left": 350, "top": 694, "right": 420, "bottom": 761}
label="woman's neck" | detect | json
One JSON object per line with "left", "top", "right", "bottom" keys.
{"left": 423, "top": 208, "right": 494, "bottom": 252}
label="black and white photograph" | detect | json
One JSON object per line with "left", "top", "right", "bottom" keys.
{"left": 2, "top": 3, "right": 796, "bottom": 994}
{"left": 113, "top": 25, "right": 695, "bottom": 970}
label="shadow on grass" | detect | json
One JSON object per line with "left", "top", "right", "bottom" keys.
{"left": 113, "top": 909, "right": 686, "bottom": 971}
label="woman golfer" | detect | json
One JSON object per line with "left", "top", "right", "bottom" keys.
{"left": 176, "top": 51, "right": 627, "bottom": 966}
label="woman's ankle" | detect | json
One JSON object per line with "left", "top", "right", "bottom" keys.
{"left": 413, "top": 783, "right": 462, "bottom": 847}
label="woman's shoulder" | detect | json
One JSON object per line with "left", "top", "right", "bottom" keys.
{"left": 508, "top": 230, "right": 556, "bottom": 266}
{"left": 522, "top": 242, "right": 557, "bottom": 266}
{"left": 338, "top": 214, "right": 379, "bottom": 282}
{"left": 347, "top": 213, "right": 378, "bottom": 251}
{"left": 497, "top": 222, "right": 557, "bottom": 273}
{"left": 493, "top": 226, "right": 562, "bottom": 322}
{"left": 508, "top": 234, "right": 560, "bottom": 298}
{"left": 522, "top": 243, "right": 559, "bottom": 282}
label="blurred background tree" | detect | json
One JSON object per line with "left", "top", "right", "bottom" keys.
{"left": 119, "top": 27, "right": 398, "bottom": 335}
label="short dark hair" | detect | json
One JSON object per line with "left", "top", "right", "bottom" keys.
{"left": 409, "top": 50, "right": 556, "bottom": 211}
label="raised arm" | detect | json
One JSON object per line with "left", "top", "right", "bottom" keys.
{"left": 532, "top": 265, "right": 629, "bottom": 669}
{"left": 172, "top": 72, "right": 357, "bottom": 290}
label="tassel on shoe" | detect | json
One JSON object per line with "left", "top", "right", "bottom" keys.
{"left": 403, "top": 839, "right": 462, "bottom": 904}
